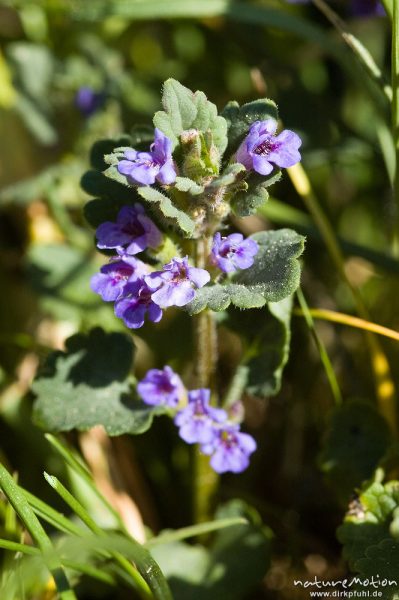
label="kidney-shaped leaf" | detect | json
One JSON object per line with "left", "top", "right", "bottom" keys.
{"left": 32, "top": 328, "right": 164, "bottom": 436}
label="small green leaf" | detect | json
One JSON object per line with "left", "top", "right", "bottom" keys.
{"left": 231, "top": 170, "right": 282, "bottom": 217}
{"left": 174, "top": 176, "right": 204, "bottom": 195}
{"left": 208, "top": 162, "right": 246, "bottom": 188}
{"left": 32, "top": 328, "right": 165, "bottom": 436}
{"left": 83, "top": 197, "right": 128, "bottom": 229}
{"left": 137, "top": 186, "right": 196, "bottom": 236}
{"left": 154, "top": 78, "right": 227, "bottom": 154}
{"left": 89, "top": 137, "right": 132, "bottom": 171}
{"left": 356, "top": 539, "right": 399, "bottom": 599}
{"left": 320, "top": 401, "right": 392, "bottom": 499}
{"left": 232, "top": 297, "right": 292, "bottom": 398}
{"left": 81, "top": 170, "right": 134, "bottom": 204}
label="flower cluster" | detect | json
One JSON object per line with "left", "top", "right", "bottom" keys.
{"left": 91, "top": 217, "right": 258, "bottom": 327}
{"left": 91, "top": 121, "right": 301, "bottom": 328}
{"left": 137, "top": 367, "right": 257, "bottom": 474}
{"left": 91, "top": 131, "right": 265, "bottom": 327}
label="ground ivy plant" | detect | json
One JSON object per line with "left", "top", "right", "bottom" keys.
{"left": 33, "top": 78, "right": 305, "bottom": 478}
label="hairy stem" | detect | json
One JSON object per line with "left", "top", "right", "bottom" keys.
{"left": 192, "top": 236, "right": 219, "bottom": 523}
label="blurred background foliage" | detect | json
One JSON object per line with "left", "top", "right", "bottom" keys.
{"left": 0, "top": 0, "right": 398, "bottom": 598}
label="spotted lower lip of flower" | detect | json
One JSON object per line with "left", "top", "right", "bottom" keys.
{"left": 210, "top": 232, "right": 259, "bottom": 273}
{"left": 95, "top": 204, "right": 162, "bottom": 255}
{"left": 201, "top": 424, "right": 257, "bottom": 474}
{"left": 236, "top": 119, "right": 301, "bottom": 176}
{"left": 145, "top": 256, "right": 210, "bottom": 308}
{"left": 114, "top": 279, "right": 162, "bottom": 329}
{"left": 117, "top": 128, "right": 177, "bottom": 186}
{"left": 137, "top": 366, "right": 185, "bottom": 408}
{"left": 90, "top": 256, "right": 148, "bottom": 302}
{"left": 174, "top": 388, "right": 227, "bottom": 445}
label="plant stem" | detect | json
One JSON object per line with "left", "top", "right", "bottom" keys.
{"left": 296, "top": 289, "right": 343, "bottom": 406}
{"left": 192, "top": 236, "right": 219, "bottom": 523}
{"left": 392, "top": 0, "right": 399, "bottom": 253}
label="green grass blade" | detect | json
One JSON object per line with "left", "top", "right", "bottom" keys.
{"left": 62, "top": 560, "right": 116, "bottom": 586}
{"left": 45, "top": 434, "right": 126, "bottom": 531}
{"left": 0, "top": 539, "right": 40, "bottom": 556}
{"left": 0, "top": 463, "right": 77, "bottom": 600}
{"left": 44, "top": 473, "right": 172, "bottom": 600}
{"left": 21, "top": 487, "right": 87, "bottom": 537}
{"left": 312, "top": 0, "right": 391, "bottom": 101}
{"left": 296, "top": 289, "right": 343, "bottom": 406}
{"left": 146, "top": 517, "right": 247, "bottom": 547}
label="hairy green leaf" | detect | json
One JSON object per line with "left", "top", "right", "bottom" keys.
{"left": 231, "top": 171, "right": 282, "bottom": 217}
{"left": 137, "top": 186, "right": 196, "bottom": 236}
{"left": 153, "top": 78, "right": 227, "bottom": 154}
{"left": 32, "top": 328, "right": 165, "bottom": 435}
{"left": 337, "top": 480, "right": 399, "bottom": 597}
{"left": 174, "top": 176, "right": 204, "bottom": 195}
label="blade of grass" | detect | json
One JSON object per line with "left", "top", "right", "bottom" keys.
{"left": 311, "top": 0, "right": 392, "bottom": 101}
{"left": 296, "top": 289, "right": 342, "bottom": 406}
{"left": 288, "top": 163, "right": 397, "bottom": 436}
{"left": 294, "top": 307, "right": 399, "bottom": 342}
{"left": 0, "top": 463, "right": 77, "bottom": 600}
{"left": 21, "top": 487, "right": 87, "bottom": 537}
{"left": 392, "top": 0, "right": 399, "bottom": 254}
{"left": 43, "top": 473, "right": 172, "bottom": 600}
{"left": 146, "top": 517, "right": 247, "bottom": 547}
{"left": 61, "top": 560, "right": 116, "bottom": 586}
{"left": 0, "top": 539, "right": 40, "bottom": 556}
{"left": 0, "top": 539, "right": 116, "bottom": 586}
{"left": 44, "top": 434, "right": 126, "bottom": 532}
{"left": 383, "top": 0, "right": 393, "bottom": 19}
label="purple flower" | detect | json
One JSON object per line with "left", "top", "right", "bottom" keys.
{"left": 95, "top": 204, "right": 162, "bottom": 255}
{"left": 174, "top": 389, "right": 227, "bottom": 445}
{"left": 237, "top": 119, "right": 301, "bottom": 176}
{"left": 137, "top": 366, "right": 185, "bottom": 408}
{"left": 75, "top": 87, "right": 105, "bottom": 117}
{"left": 90, "top": 256, "right": 148, "bottom": 302}
{"left": 145, "top": 257, "right": 210, "bottom": 308}
{"left": 202, "top": 424, "right": 257, "bottom": 474}
{"left": 350, "top": 0, "right": 385, "bottom": 17}
{"left": 117, "top": 128, "right": 177, "bottom": 186}
{"left": 114, "top": 278, "right": 162, "bottom": 329}
{"left": 285, "top": 0, "right": 385, "bottom": 17}
{"left": 210, "top": 232, "right": 259, "bottom": 273}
